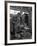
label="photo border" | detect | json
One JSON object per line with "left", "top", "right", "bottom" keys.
{"left": 5, "top": 1, "right": 36, "bottom": 45}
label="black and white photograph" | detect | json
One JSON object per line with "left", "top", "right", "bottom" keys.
{"left": 10, "top": 6, "right": 32, "bottom": 40}
{"left": 5, "top": 1, "right": 36, "bottom": 45}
